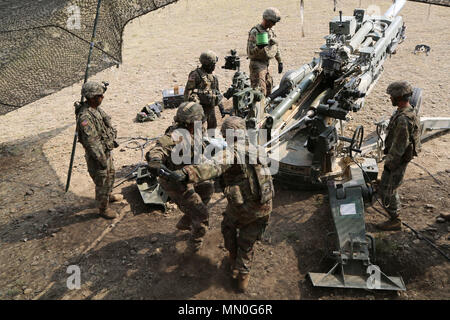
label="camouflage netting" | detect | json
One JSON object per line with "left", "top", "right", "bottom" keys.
{"left": 0, "top": 0, "right": 179, "bottom": 115}
{"left": 409, "top": 0, "right": 450, "bottom": 7}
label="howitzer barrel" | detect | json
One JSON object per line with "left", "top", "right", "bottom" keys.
{"left": 267, "top": 72, "right": 317, "bottom": 128}
{"left": 385, "top": 0, "right": 406, "bottom": 18}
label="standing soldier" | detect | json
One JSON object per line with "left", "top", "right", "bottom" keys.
{"left": 184, "top": 51, "right": 224, "bottom": 130}
{"left": 247, "top": 7, "right": 283, "bottom": 97}
{"left": 145, "top": 102, "right": 214, "bottom": 253}
{"left": 76, "top": 81, "right": 121, "bottom": 219}
{"left": 377, "top": 81, "right": 421, "bottom": 231}
{"left": 170, "top": 117, "right": 274, "bottom": 292}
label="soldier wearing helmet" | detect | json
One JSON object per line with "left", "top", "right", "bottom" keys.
{"left": 184, "top": 50, "right": 224, "bottom": 130}
{"left": 247, "top": 7, "right": 283, "bottom": 97}
{"left": 76, "top": 81, "right": 121, "bottom": 219}
{"left": 170, "top": 116, "right": 274, "bottom": 292}
{"left": 376, "top": 81, "right": 421, "bottom": 231}
{"left": 145, "top": 102, "right": 214, "bottom": 253}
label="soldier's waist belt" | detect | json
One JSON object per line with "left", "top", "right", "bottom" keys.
{"left": 249, "top": 58, "right": 269, "bottom": 66}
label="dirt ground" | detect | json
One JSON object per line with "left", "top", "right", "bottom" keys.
{"left": 0, "top": 0, "right": 449, "bottom": 300}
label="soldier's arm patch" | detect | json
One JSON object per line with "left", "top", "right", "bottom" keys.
{"left": 79, "top": 116, "right": 95, "bottom": 136}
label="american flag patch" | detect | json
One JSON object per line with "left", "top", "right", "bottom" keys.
{"left": 81, "top": 120, "right": 88, "bottom": 126}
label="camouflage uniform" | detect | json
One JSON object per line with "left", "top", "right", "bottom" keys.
{"left": 378, "top": 82, "right": 421, "bottom": 223}
{"left": 247, "top": 8, "right": 282, "bottom": 97}
{"left": 379, "top": 105, "right": 420, "bottom": 218}
{"left": 181, "top": 117, "right": 273, "bottom": 278}
{"left": 184, "top": 51, "right": 221, "bottom": 129}
{"left": 76, "top": 82, "right": 117, "bottom": 214}
{"left": 145, "top": 103, "right": 214, "bottom": 251}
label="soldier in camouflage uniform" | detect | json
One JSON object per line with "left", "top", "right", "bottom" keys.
{"left": 184, "top": 51, "right": 224, "bottom": 130}
{"left": 171, "top": 117, "right": 274, "bottom": 292}
{"left": 76, "top": 81, "right": 121, "bottom": 219}
{"left": 247, "top": 7, "right": 283, "bottom": 97}
{"left": 145, "top": 102, "right": 214, "bottom": 252}
{"left": 377, "top": 81, "right": 421, "bottom": 231}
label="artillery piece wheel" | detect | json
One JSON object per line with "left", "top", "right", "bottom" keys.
{"left": 350, "top": 125, "right": 364, "bottom": 158}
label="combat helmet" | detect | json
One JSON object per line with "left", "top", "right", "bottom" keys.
{"left": 199, "top": 50, "right": 218, "bottom": 66}
{"left": 263, "top": 7, "right": 281, "bottom": 23}
{"left": 386, "top": 81, "right": 413, "bottom": 100}
{"left": 174, "top": 102, "right": 205, "bottom": 125}
{"left": 81, "top": 81, "right": 106, "bottom": 99}
{"left": 221, "top": 116, "right": 246, "bottom": 136}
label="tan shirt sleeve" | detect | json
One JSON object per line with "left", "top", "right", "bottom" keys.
{"left": 184, "top": 70, "right": 198, "bottom": 101}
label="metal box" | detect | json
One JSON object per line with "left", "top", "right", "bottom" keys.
{"left": 329, "top": 16, "right": 357, "bottom": 37}
{"left": 162, "top": 86, "right": 185, "bottom": 109}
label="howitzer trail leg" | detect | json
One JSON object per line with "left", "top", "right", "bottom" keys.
{"left": 308, "top": 164, "right": 406, "bottom": 290}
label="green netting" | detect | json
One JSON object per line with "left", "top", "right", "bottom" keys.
{"left": 0, "top": 0, "right": 179, "bottom": 115}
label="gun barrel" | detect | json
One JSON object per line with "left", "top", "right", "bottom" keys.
{"left": 384, "top": 0, "right": 406, "bottom": 18}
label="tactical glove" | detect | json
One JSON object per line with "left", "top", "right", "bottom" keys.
{"left": 278, "top": 62, "right": 283, "bottom": 74}
{"left": 171, "top": 169, "right": 188, "bottom": 183}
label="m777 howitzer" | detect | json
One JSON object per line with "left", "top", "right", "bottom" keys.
{"left": 225, "top": 0, "right": 418, "bottom": 291}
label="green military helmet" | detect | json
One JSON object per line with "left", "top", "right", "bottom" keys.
{"left": 199, "top": 50, "right": 218, "bottom": 66}
{"left": 263, "top": 7, "right": 281, "bottom": 23}
{"left": 174, "top": 102, "right": 205, "bottom": 125}
{"left": 81, "top": 81, "right": 106, "bottom": 99}
{"left": 386, "top": 81, "right": 413, "bottom": 99}
{"left": 221, "top": 116, "right": 246, "bottom": 136}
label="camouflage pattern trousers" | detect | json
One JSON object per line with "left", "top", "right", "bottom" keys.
{"left": 249, "top": 60, "right": 273, "bottom": 97}
{"left": 160, "top": 178, "right": 214, "bottom": 248}
{"left": 378, "top": 162, "right": 408, "bottom": 218}
{"left": 86, "top": 152, "right": 115, "bottom": 209}
{"left": 202, "top": 105, "right": 217, "bottom": 130}
{"left": 222, "top": 201, "right": 271, "bottom": 274}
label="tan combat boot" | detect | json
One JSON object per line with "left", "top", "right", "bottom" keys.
{"left": 376, "top": 217, "right": 402, "bottom": 231}
{"left": 109, "top": 194, "right": 124, "bottom": 202}
{"left": 98, "top": 206, "right": 117, "bottom": 219}
{"left": 176, "top": 215, "right": 192, "bottom": 231}
{"left": 440, "top": 212, "right": 450, "bottom": 221}
{"left": 237, "top": 273, "right": 250, "bottom": 293}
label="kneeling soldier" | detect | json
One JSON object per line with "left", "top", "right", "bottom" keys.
{"left": 171, "top": 117, "right": 274, "bottom": 292}
{"left": 145, "top": 102, "right": 214, "bottom": 253}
